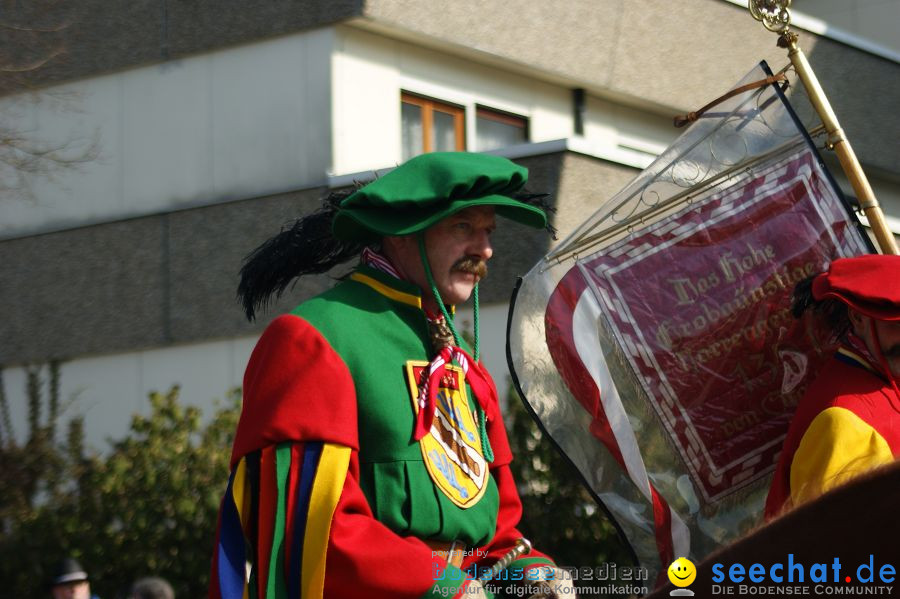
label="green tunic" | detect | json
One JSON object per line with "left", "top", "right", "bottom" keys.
{"left": 293, "top": 264, "right": 501, "bottom": 545}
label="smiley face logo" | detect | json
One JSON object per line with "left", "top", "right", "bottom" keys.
{"left": 668, "top": 557, "right": 696, "bottom": 588}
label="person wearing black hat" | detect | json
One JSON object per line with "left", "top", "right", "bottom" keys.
{"left": 209, "top": 152, "right": 574, "bottom": 599}
{"left": 50, "top": 557, "right": 100, "bottom": 599}
{"left": 766, "top": 254, "right": 900, "bottom": 518}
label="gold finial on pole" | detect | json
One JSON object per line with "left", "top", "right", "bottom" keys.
{"left": 748, "top": 0, "right": 792, "bottom": 34}
{"left": 748, "top": 1, "right": 898, "bottom": 254}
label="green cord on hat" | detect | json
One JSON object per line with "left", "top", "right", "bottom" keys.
{"left": 473, "top": 283, "right": 491, "bottom": 461}
{"left": 473, "top": 283, "right": 480, "bottom": 362}
{"left": 415, "top": 235, "right": 481, "bottom": 360}
{"left": 417, "top": 234, "right": 492, "bottom": 461}
{"left": 418, "top": 235, "right": 464, "bottom": 349}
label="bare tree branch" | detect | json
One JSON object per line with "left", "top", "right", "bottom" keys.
{"left": 0, "top": 3, "right": 99, "bottom": 201}
{"left": 0, "top": 19, "right": 68, "bottom": 34}
{"left": 0, "top": 48, "right": 64, "bottom": 73}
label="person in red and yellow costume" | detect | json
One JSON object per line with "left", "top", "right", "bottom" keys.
{"left": 766, "top": 254, "right": 900, "bottom": 518}
{"left": 209, "top": 153, "right": 575, "bottom": 599}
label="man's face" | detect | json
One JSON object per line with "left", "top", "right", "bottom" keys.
{"left": 384, "top": 206, "right": 496, "bottom": 310}
{"left": 850, "top": 311, "right": 900, "bottom": 378}
{"left": 51, "top": 581, "right": 91, "bottom": 599}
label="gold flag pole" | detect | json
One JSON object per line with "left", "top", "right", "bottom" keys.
{"left": 749, "top": 0, "right": 898, "bottom": 255}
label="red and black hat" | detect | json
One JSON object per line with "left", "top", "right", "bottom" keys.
{"left": 812, "top": 254, "right": 900, "bottom": 321}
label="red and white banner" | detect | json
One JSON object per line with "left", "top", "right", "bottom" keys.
{"left": 508, "top": 63, "right": 871, "bottom": 582}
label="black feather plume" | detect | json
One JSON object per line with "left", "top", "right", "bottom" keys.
{"left": 513, "top": 190, "right": 558, "bottom": 239}
{"left": 238, "top": 191, "right": 364, "bottom": 321}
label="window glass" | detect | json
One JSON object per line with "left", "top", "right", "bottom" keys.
{"left": 401, "top": 92, "right": 465, "bottom": 158}
{"left": 401, "top": 102, "right": 424, "bottom": 161}
{"left": 433, "top": 110, "right": 458, "bottom": 152}
{"left": 476, "top": 107, "right": 528, "bottom": 151}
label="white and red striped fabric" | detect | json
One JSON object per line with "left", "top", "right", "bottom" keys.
{"left": 413, "top": 345, "right": 500, "bottom": 441}
{"left": 515, "top": 144, "right": 869, "bottom": 583}
{"left": 361, "top": 246, "right": 402, "bottom": 279}
{"left": 545, "top": 261, "right": 690, "bottom": 578}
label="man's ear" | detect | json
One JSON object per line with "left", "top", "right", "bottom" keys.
{"left": 848, "top": 308, "right": 869, "bottom": 336}
{"left": 381, "top": 234, "right": 414, "bottom": 256}
{"left": 380, "top": 236, "right": 398, "bottom": 254}
{"left": 381, "top": 235, "right": 420, "bottom": 278}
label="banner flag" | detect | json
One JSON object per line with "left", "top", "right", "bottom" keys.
{"left": 507, "top": 62, "right": 872, "bottom": 582}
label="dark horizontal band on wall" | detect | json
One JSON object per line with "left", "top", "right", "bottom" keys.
{"left": 0, "top": 152, "right": 639, "bottom": 366}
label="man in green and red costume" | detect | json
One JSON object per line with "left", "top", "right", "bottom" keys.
{"left": 209, "top": 152, "right": 575, "bottom": 599}
{"left": 766, "top": 254, "right": 900, "bottom": 518}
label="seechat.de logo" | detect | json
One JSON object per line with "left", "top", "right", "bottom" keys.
{"left": 710, "top": 554, "right": 896, "bottom": 595}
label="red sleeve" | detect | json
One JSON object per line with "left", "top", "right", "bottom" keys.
{"left": 231, "top": 314, "right": 359, "bottom": 466}
{"left": 325, "top": 448, "right": 475, "bottom": 599}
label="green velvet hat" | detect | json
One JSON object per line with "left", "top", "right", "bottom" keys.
{"left": 332, "top": 152, "right": 547, "bottom": 241}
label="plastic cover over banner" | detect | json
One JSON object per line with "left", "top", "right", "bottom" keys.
{"left": 506, "top": 62, "right": 871, "bottom": 582}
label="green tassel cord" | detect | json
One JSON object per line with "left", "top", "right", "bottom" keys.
{"left": 418, "top": 236, "right": 492, "bottom": 462}
{"left": 478, "top": 406, "right": 494, "bottom": 463}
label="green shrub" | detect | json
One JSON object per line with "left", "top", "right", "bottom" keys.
{"left": 0, "top": 376, "right": 238, "bottom": 598}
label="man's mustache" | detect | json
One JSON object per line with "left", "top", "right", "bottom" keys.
{"left": 452, "top": 256, "right": 488, "bottom": 280}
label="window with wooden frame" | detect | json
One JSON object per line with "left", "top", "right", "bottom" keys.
{"left": 475, "top": 105, "right": 528, "bottom": 151}
{"left": 401, "top": 92, "right": 466, "bottom": 160}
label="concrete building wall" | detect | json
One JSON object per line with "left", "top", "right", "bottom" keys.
{"left": 357, "top": 0, "right": 900, "bottom": 174}
{"left": 330, "top": 26, "right": 575, "bottom": 174}
{"left": 792, "top": 0, "right": 900, "bottom": 56}
{"left": 2, "top": 20, "right": 693, "bottom": 241}
{"left": 6, "top": 1, "right": 896, "bottom": 174}
{"left": 0, "top": 185, "right": 333, "bottom": 367}
{"left": 584, "top": 95, "right": 675, "bottom": 161}
{"left": 329, "top": 26, "right": 680, "bottom": 178}
{"left": 1, "top": 29, "right": 335, "bottom": 240}
{"left": 2, "top": 335, "right": 257, "bottom": 450}
{"left": 0, "top": 0, "right": 363, "bottom": 95}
